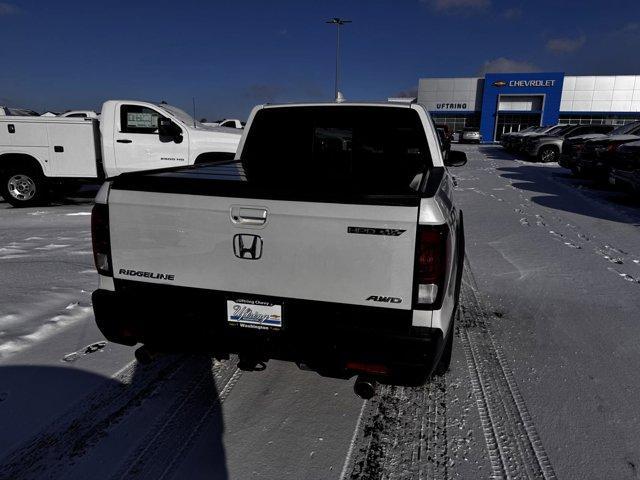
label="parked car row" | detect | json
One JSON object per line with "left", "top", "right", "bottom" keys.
{"left": 501, "top": 124, "right": 615, "bottom": 162}
{"left": 558, "top": 121, "right": 640, "bottom": 192}
{"left": 500, "top": 121, "right": 640, "bottom": 193}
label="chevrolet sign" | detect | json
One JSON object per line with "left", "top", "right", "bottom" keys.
{"left": 493, "top": 79, "right": 556, "bottom": 88}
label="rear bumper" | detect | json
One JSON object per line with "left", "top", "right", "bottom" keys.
{"left": 92, "top": 280, "right": 446, "bottom": 375}
{"left": 575, "top": 157, "right": 609, "bottom": 177}
{"left": 558, "top": 154, "right": 575, "bottom": 169}
{"left": 610, "top": 169, "right": 640, "bottom": 191}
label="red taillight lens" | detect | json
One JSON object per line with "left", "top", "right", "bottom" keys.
{"left": 91, "top": 203, "right": 112, "bottom": 276}
{"left": 416, "top": 226, "right": 447, "bottom": 283}
{"left": 414, "top": 225, "right": 448, "bottom": 306}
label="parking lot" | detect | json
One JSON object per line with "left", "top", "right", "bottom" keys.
{"left": 1, "top": 145, "right": 640, "bottom": 479}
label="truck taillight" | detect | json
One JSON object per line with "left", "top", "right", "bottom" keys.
{"left": 414, "top": 225, "right": 448, "bottom": 306}
{"left": 608, "top": 142, "right": 622, "bottom": 153}
{"left": 91, "top": 203, "right": 112, "bottom": 276}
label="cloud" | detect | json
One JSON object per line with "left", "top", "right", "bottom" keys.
{"left": 0, "top": 2, "right": 19, "bottom": 15}
{"left": 421, "top": 0, "right": 490, "bottom": 12}
{"left": 394, "top": 86, "right": 418, "bottom": 98}
{"left": 243, "top": 84, "right": 286, "bottom": 103}
{"left": 546, "top": 35, "right": 586, "bottom": 54}
{"left": 502, "top": 7, "right": 522, "bottom": 19}
{"left": 477, "top": 57, "right": 539, "bottom": 75}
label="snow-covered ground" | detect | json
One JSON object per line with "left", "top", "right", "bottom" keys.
{"left": 1, "top": 149, "right": 639, "bottom": 479}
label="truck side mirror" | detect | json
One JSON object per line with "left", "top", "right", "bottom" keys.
{"left": 444, "top": 150, "right": 467, "bottom": 167}
{"left": 158, "top": 117, "right": 182, "bottom": 142}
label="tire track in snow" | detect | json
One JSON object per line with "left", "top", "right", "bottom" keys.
{"left": 345, "top": 263, "right": 556, "bottom": 479}
{"left": 344, "top": 372, "right": 450, "bottom": 480}
{"left": 109, "top": 357, "right": 241, "bottom": 480}
{"left": 0, "top": 355, "right": 240, "bottom": 480}
{"left": 459, "top": 262, "right": 557, "bottom": 480}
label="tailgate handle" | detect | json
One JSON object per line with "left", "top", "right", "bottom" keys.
{"left": 230, "top": 206, "right": 268, "bottom": 226}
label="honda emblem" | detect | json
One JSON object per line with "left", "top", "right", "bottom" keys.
{"left": 233, "top": 234, "right": 263, "bottom": 260}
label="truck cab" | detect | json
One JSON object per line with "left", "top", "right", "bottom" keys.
{"left": 100, "top": 101, "right": 241, "bottom": 177}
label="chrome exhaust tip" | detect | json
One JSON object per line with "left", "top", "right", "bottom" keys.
{"left": 353, "top": 376, "right": 377, "bottom": 400}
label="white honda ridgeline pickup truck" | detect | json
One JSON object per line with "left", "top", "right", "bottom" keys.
{"left": 0, "top": 100, "right": 241, "bottom": 207}
{"left": 91, "top": 101, "right": 467, "bottom": 398}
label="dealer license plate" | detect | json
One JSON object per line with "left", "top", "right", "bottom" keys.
{"left": 227, "top": 298, "right": 282, "bottom": 330}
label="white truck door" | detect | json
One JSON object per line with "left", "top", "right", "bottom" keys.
{"left": 113, "top": 104, "right": 189, "bottom": 173}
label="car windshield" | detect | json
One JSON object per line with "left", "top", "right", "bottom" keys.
{"left": 157, "top": 103, "right": 203, "bottom": 128}
{"left": 550, "top": 125, "right": 574, "bottom": 136}
{"left": 542, "top": 125, "right": 564, "bottom": 135}
{"left": 610, "top": 122, "right": 640, "bottom": 135}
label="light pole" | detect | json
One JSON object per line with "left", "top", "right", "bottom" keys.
{"left": 326, "top": 17, "right": 351, "bottom": 101}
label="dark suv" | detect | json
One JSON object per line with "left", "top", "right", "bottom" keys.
{"left": 572, "top": 121, "right": 640, "bottom": 180}
{"left": 608, "top": 140, "right": 640, "bottom": 192}
{"left": 522, "top": 124, "right": 614, "bottom": 163}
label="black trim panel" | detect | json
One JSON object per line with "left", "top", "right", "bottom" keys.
{"left": 93, "top": 280, "right": 444, "bottom": 374}
{"left": 422, "top": 166, "right": 445, "bottom": 198}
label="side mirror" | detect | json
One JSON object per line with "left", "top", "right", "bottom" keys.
{"left": 158, "top": 117, "right": 182, "bottom": 141}
{"left": 444, "top": 150, "right": 467, "bottom": 167}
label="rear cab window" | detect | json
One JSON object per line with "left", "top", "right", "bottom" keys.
{"left": 240, "top": 106, "right": 432, "bottom": 198}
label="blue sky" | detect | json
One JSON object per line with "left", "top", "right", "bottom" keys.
{"left": 0, "top": 0, "right": 639, "bottom": 119}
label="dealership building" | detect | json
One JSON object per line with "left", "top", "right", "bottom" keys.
{"left": 418, "top": 72, "right": 640, "bottom": 142}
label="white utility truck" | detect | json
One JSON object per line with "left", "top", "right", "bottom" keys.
{"left": 91, "top": 101, "right": 467, "bottom": 398}
{"left": 0, "top": 100, "right": 241, "bottom": 206}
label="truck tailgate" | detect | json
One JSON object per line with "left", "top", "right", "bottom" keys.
{"left": 108, "top": 190, "right": 417, "bottom": 310}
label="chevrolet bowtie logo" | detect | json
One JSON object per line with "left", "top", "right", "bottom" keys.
{"left": 233, "top": 234, "right": 263, "bottom": 260}
{"left": 492, "top": 80, "right": 508, "bottom": 87}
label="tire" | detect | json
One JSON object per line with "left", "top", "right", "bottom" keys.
{"left": 0, "top": 167, "right": 47, "bottom": 207}
{"left": 538, "top": 146, "right": 559, "bottom": 163}
{"left": 434, "top": 215, "right": 464, "bottom": 376}
{"left": 434, "top": 315, "right": 454, "bottom": 376}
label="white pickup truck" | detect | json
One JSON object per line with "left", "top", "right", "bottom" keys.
{"left": 91, "top": 101, "right": 467, "bottom": 397}
{"left": 0, "top": 100, "right": 241, "bottom": 206}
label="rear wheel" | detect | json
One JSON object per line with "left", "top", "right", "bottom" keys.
{"left": 538, "top": 146, "right": 559, "bottom": 163}
{"left": 0, "top": 168, "right": 47, "bottom": 207}
{"left": 434, "top": 318, "right": 454, "bottom": 376}
{"left": 571, "top": 166, "right": 584, "bottom": 178}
